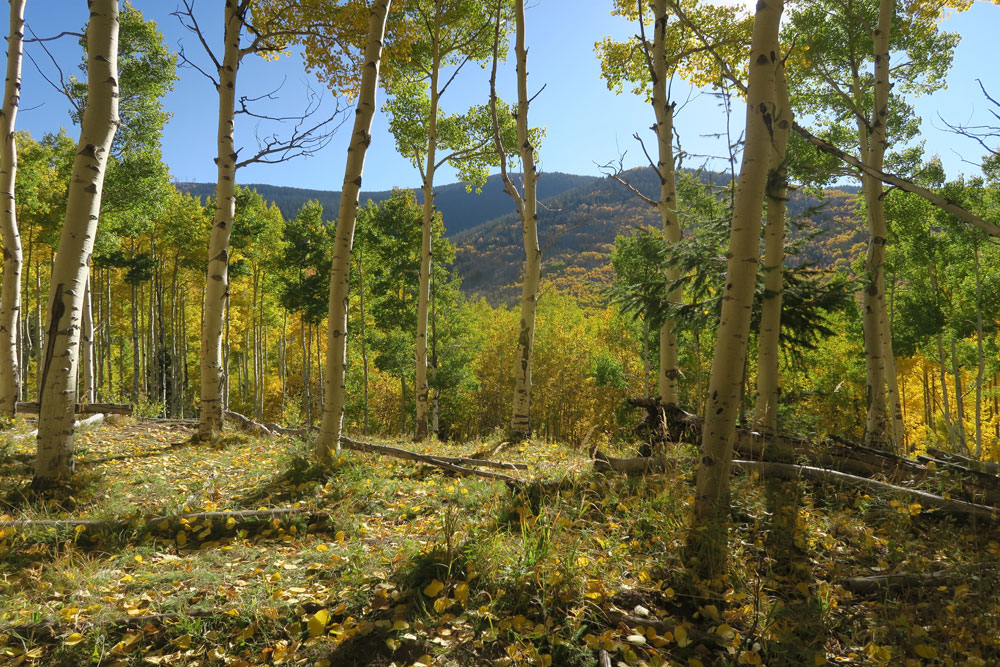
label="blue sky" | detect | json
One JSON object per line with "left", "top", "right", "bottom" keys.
{"left": 14, "top": 0, "right": 999, "bottom": 193}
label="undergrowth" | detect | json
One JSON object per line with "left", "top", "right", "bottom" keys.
{"left": 1, "top": 419, "right": 998, "bottom": 665}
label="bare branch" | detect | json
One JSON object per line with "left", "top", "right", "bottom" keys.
{"left": 489, "top": 0, "right": 524, "bottom": 211}
{"left": 175, "top": 42, "right": 219, "bottom": 87}
{"left": 23, "top": 24, "right": 80, "bottom": 115}
{"left": 235, "top": 89, "right": 348, "bottom": 169}
{"left": 24, "top": 31, "right": 83, "bottom": 43}
{"left": 173, "top": 0, "right": 222, "bottom": 72}
{"left": 597, "top": 155, "right": 659, "bottom": 209}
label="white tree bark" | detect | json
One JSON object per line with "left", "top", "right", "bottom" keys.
{"left": 198, "top": 0, "right": 242, "bottom": 439}
{"left": 80, "top": 274, "right": 94, "bottom": 402}
{"left": 690, "top": 0, "right": 782, "bottom": 573}
{"left": 753, "top": 59, "right": 791, "bottom": 433}
{"left": 34, "top": 0, "right": 119, "bottom": 486}
{"left": 414, "top": 53, "right": 440, "bottom": 441}
{"left": 0, "top": 0, "right": 25, "bottom": 420}
{"left": 859, "top": 0, "right": 895, "bottom": 451}
{"left": 316, "top": 0, "right": 391, "bottom": 463}
{"left": 507, "top": 0, "right": 540, "bottom": 440}
{"left": 651, "top": 0, "right": 681, "bottom": 407}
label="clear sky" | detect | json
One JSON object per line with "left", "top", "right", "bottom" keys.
{"left": 13, "top": 0, "right": 999, "bottom": 193}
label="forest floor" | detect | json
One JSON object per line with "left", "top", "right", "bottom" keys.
{"left": 1, "top": 417, "right": 999, "bottom": 666}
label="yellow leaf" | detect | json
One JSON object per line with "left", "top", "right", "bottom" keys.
{"left": 433, "top": 597, "right": 450, "bottom": 614}
{"left": 675, "top": 625, "right": 690, "bottom": 648}
{"left": 423, "top": 579, "right": 445, "bottom": 598}
{"left": 173, "top": 634, "right": 192, "bottom": 649}
{"left": 454, "top": 582, "right": 469, "bottom": 604}
{"left": 176, "top": 530, "right": 187, "bottom": 547}
{"left": 335, "top": 530, "right": 345, "bottom": 543}
{"left": 308, "top": 609, "right": 330, "bottom": 637}
{"left": 226, "top": 517, "right": 237, "bottom": 529}
{"left": 64, "top": 633, "right": 85, "bottom": 646}
{"left": 914, "top": 645, "right": 938, "bottom": 659}
{"left": 316, "top": 544, "right": 329, "bottom": 552}
{"left": 386, "top": 637, "right": 400, "bottom": 651}
{"left": 134, "top": 555, "right": 143, "bottom": 564}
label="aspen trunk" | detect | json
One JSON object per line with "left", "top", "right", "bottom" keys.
{"left": 689, "top": 0, "right": 782, "bottom": 575}
{"left": 973, "top": 246, "right": 984, "bottom": 459}
{"left": 0, "top": 0, "right": 24, "bottom": 420}
{"left": 506, "top": 0, "right": 540, "bottom": 440}
{"left": 859, "top": 0, "right": 894, "bottom": 451}
{"left": 279, "top": 311, "right": 286, "bottom": 421}
{"left": 952, "top": 335, "right": 967, "bottom": 453}
{"left": 651, "top": 0, "right": 682, "bottom": 407}
{"left": 358, "top": 261, "right": 369, "bottom": 435}
{"left": 882, "top": 277, "right": 904, "bottom": 451}
{"left": 80, "top": 274, "right": 94, "bottom": 402}
{"left": 303, "top": 321, "right": 311, "bottom": 425}
{"left": 198, "top": 0, "right": 241, "bottom": 439}
{"left": 642, "top": 318, "right": 650, "bottom": 398}
{"left": 753, "top": 59, "right": 791, "bottom": 433}
{"left": 316, "top": 0, "right": 390, "bottom": 462}
{"left": 33, "top": 0, "right": 118, "bottom": 486}
{"left": 414, "top": 49, "right": 441, "bottom": 441}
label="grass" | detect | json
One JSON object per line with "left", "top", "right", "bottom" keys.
{"left": 1, "top": 419, "right": 999, "bottom": 665}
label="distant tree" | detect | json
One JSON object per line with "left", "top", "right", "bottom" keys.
{"left": 383, "top": 0, "right": 508, "bottom": 440}
{"left": 598, "top": 0, "right": 751, "bottom": 409}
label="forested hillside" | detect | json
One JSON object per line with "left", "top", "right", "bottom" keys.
{"left": 453, "top": 167, "right": 865, "bottom": 304}
{"left": 176, "top": 172, "right": 596, "bottom": 237}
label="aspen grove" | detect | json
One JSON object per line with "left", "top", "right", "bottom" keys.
{"left": 2, "top": 0, "right": 1000, "bottom": 665}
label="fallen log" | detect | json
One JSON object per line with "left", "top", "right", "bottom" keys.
{"left": 731, "top": 460, "right": 999, "bottom": 522}
{"left": 839, "top": 561, "right": 1000, "bottom": 595}
{"left": 2, "top": 608, "right": 221, "bottom": 638}
{"left": 224, "top": 410, "right": 272, "bottom": 436}
{"left": 265, "top": 422, "right": 310, "bottom": 437}
{"left": 15, "top": 401, "right": 131, "bottom": 415}
{"left": 0, "top": 506, "right": 325, "bottom": 531}
{"left": 12, "top": 413, "right": 105, "bottom": 441}
{"left": 629, "top": 401, "right": 1000, "bottom": 506}
{"left": 916, "top": 455, "right": 1000, "bottom": 489}
{"left": 926, "top": 448, "right": 1000, "bottom": 476}
{"left": 593, "top": 450, "right": 670, "bottom": 475}
{"left": 340, "top": 436, "right": 524, "bottom": 487}
{"left": 840, "top": 570, "right": 958, "bottom": 595}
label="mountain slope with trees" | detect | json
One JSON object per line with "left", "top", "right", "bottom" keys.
{"left": 175, "top": 171, "right": 596, "bottom": 237}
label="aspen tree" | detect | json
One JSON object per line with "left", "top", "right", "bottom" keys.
{"left": 753, "top": 57, "right": 791, "bottom": 433}
{"left": 0, "top": 0, "right": 25, "bottom": 420}
{"left": 34, "top": 0, "right": 119, "bottom": 487}
{"left": 858, "top": 0, "right": 895, "bottom": 450}
{"left": 650, "top": 0, "right": 682, "bottom": 407}
{"left": 598, "top": 0, "right": 751, "bottom": 409}
{"left": 317, "top": 0, "right": 391, "bottom": 463}
{"left": 383, "top": 0, "right": 500, "bottom": 440}
{"left": 488, "top": 0, "right": 539, "bottom": 441}
{"left": 198, "top": 1, "right": 242, "bottom": 439}
{"left": 688, "top": 0, "right": 782, "bottom": 576}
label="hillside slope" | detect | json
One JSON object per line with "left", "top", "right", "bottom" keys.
{"left": 453, "top": 168, "right": 865, "bottom": 305}
{"left": 175, "top": 172, "right": 598, "bottom": 238}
